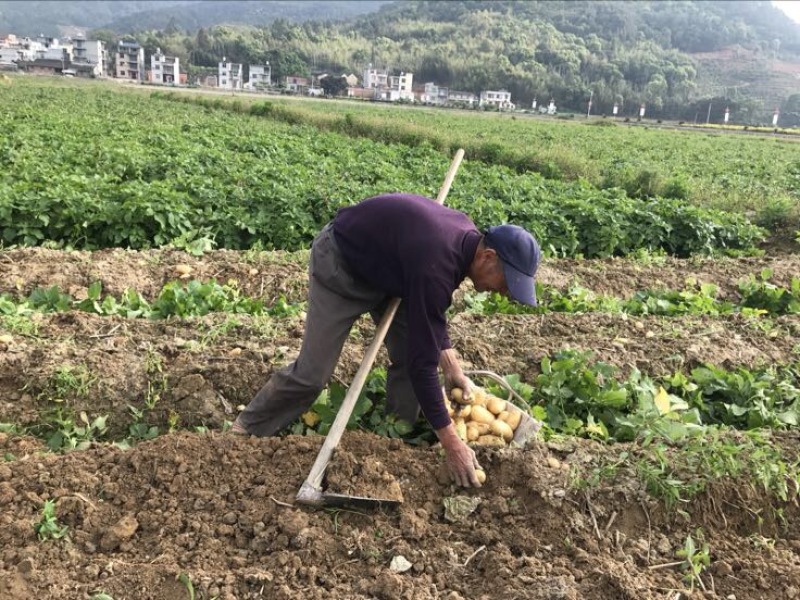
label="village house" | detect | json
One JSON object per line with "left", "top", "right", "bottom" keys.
{"left": 246, "top": 64, "right": 271, "bottom": 89}
{"left": 218, "top": 58, "right": 242, "bottom": 89}
{"left": 421, "top": 82, "right": 449, "bottom": 105}
{"left": 480, "top": 89, "right": 515, "bottom": 110}
{"left": 448, "top": 90, "right": 478, "bottom": 107}
{"left": 151, "top": 48, "right": 180, "bottom": 84}
{"left": 284, "top": 75, "right": 309, "bottom": 93}
{"left": 116, "top": 40, "right": 144, "bottom": 82}
{"left": 72, "top": 35, "right": 106, "bottom": 77}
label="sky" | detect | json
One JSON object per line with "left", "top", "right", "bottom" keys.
{"left": 772, "top": 1, "right": 800, "bottom": 24}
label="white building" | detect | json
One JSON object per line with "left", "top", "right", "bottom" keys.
{"left": 247, "top": 64, "right": 271, "bottom": 89}
{"left": 151, "top": 47, "right": 179, "bottom": 84}
{"left": 448, "top": 90, "right": 478, "bottom": 107}
{"left": 363, "top": 64, "right": 388, "bottom": 89}
{"left": 421, "top": 82, "right": 449, "bottom": 105}
{"left": 116, "top": 40, "right": 144, "bottom": 82}
{"left": 480, "top": 89, "right": 514, "bottom": 110}
{"left": 73, "top": 36, "right": 105, "bottom": 77}
{"left": 218, "top": 58, "right": 242, "bottom": 89}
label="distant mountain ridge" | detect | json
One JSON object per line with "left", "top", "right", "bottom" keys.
{"left": 0, "top": 1, "right": 392, "bottom": 37}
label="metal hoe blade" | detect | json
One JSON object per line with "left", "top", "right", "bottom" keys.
{"left": 296, "top": 481, "right": 403, "bottom": 510}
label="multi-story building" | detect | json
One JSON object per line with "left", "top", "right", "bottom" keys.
{"left": 151, "top": 48, "right": 179, "bottom": 84}
{"left": 375, "top": 71, "right": 414, "bottom": 102}
{"left": 421, "top": 82, "right": 449, "bottom": 105}
{"left": 116, "top": 40, "right": 144, "bottom": 82}
{"left": 479, "top": 89, "right": 515, "bottom": 110}
{"left": 73, "top": 36, "right": 105, "bottom": 77}
{"left": 247, "top": 64, "right": 271, "bottom": 89}
{"left": 362, "top": 64, "right": 388, "bottom": 89}
{"left": 218, "top": 58, "right": 242, "bottom": 89}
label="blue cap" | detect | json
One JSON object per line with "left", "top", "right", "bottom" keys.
{"left": 484, "top": 225, "right": 541, "bottom": 306}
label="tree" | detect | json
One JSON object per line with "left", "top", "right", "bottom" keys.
{"left": 320, "top": 76, "right": 349, "bottom": 97}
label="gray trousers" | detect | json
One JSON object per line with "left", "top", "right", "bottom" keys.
{"left": 238, "top": 223, "right": 421, "bottom": 436}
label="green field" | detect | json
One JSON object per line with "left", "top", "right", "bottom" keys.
{"left": 156, "top": 88, "right": 800, "bottom": 220}
{"left": 0, "top": 78, "right": 768, "bottom": 256}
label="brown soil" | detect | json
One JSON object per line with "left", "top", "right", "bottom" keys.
{"left": 2, "top": 249, "right": 800, "bottom": 599}
{"left": 1, "top": 249, "right": 798, "bottom": 436}
{"left": 1, "top": 247, "right": 799, "bottom": 304}
{"left": 1, "top": 430, "right": 799, "bottom": 600}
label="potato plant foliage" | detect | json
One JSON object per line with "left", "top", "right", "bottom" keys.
{"left": 0, "top": 82, "right": 764, "bottom": 257}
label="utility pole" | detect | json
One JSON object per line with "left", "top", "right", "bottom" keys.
{"left": 587, "top": 90, "right": 593, "bottom": 118}
{"left": 706, "top": 100, "right": 712, "bottom": 124}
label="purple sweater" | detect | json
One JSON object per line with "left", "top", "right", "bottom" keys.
{"left": 332, "top": 193, "right": 481, "bottom": 430}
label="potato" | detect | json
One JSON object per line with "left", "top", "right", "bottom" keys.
{"left": 475, "top": 468, "right": 487, "bottom": 484}
{"left": 469, "top": 405, "right": 495, "bottom": 425}
{"left": 505, "top": 410, "right": 522, "bottom": 431}
{"left": 0, "top": 334, "right": 12, "bottom": 344}
{"left": 450, "top": 387, "right": 472, "bottom": 405}
{"left": 487, "top": 396, "right": 506, "bottom": 415}
{"left": 477, "top": 434, "right": 506, "bottom": 447}
{"left": 454, "top": 418, "right": 467, "bottom": 441}
{"left": 491, "top": 419, "right": 514, "bottom": 442}
{"left": 471, "top": 387, "right": 487, "bottom": 407}
{"left": 447, "top": 404, "right": 455, "bottom": 418}
{"left": 474, "top": 422, "right": 491, "bottom": 436}
{"left": 455, "top": 404, "right": 472, "bottom": 419}
{"left": 466, "top": 424, "right": 480, "bottom": 442}
{"left": 498, "top": 410, "right": 510, "bottom": 422}
{"left": 175, "top": 264, "right": 192, "bottom": 276}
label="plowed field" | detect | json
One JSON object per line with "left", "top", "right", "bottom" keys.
{"left": 2, "top": 249, "right": 800, "bottom": 599}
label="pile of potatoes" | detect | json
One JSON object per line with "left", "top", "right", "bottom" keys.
{"left": 446, "top": 386, "right": 523, "bottom": 447}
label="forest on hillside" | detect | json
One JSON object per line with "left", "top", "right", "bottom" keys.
{"left": 87, "top": 0, "right": 800, "bottom": 122}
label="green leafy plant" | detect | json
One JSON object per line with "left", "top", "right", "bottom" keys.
{"left": 676, "top": 530, "right": 711, "bottom": 591}
{"left": 34, "top": 499, "right": 69, "bottom": 541}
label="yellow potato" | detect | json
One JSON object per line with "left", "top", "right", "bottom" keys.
{"left": 487, "top": 396, "right": 506, "bottom": 415}
{"left": 454, "top": 418, "right": 467, "bottom": 441}
{"left": 447, "top": 404, "right": 455, "bottom": 418}
{"left": 466, "top": 424, "right": 480, "bottom": 442}
{"left": 471, "top": 387, "right": 487, "bottom": 407}
{"left": 475, "top": 468, "right": 487, "bottom": 484}
{"left": 498, "top": 410, "right": 510, "bottom": 422}
{"left": 476, "top": 434, "right": 506, "bottom": 447}
{"left": 474, "top": 422, "right": 491, "bottom": 436}
{"left": 469, "top": 405, "right": 495, "bottom": 425}
{"left": 450, "top": 387, "right": 472, "bottom": 405}
{"left": 505, "top": 410, "right": 522, "bottom": 431}
{"left": 0, "top": 334, "right": 12, "bottom": 344}
{"left": 491, "top": 419, "right": 514, "bottom": 442}
{"left": 456, "top": 404, "right": 472, "bottom": 419}
{"left": 175, "top": 264, "right": 192, "bottom": 275}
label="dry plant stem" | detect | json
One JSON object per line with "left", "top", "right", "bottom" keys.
{"left": 585, "top": 492, "right": 602, "bottom": 540}
{"left": 648, "top": 561, "right": 685, "bottom": 570}
{"left": 604, "top": 511, "right": 618, "bottom": 534}
{"left": 641, "top": 500, "right": 653, "bottom": 566}
{"left": 462, "top": 545, "right": 486, "bottom": 567}
{"left": 270, "top": 495, "right": 295, "bottom": 508}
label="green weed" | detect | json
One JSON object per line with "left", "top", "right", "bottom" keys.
{"left": 34, "top": 499, "right": 69, "bottom": 541}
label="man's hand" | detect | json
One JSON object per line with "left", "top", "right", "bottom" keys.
{"left": 440, "top": 348, "right": 472, "bottom": 404}
{"left": 436, "top": 422, "right": 482, "bottom": 487}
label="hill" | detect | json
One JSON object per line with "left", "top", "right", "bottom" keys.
{"left": 3, "top": 1, "right": 798, "bottom": 123}
{"left": 0, "top": 1, "right": 391, "bottom": 37}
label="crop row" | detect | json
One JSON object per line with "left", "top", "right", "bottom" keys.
{"left": 155, "top": 91, "right": 800, "bottom": 220}
{"left": 2, "top": 272, "right": 797, "bottom": 330}
{"left": 0, "top": 83, "right": 763, "bottom": 257}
